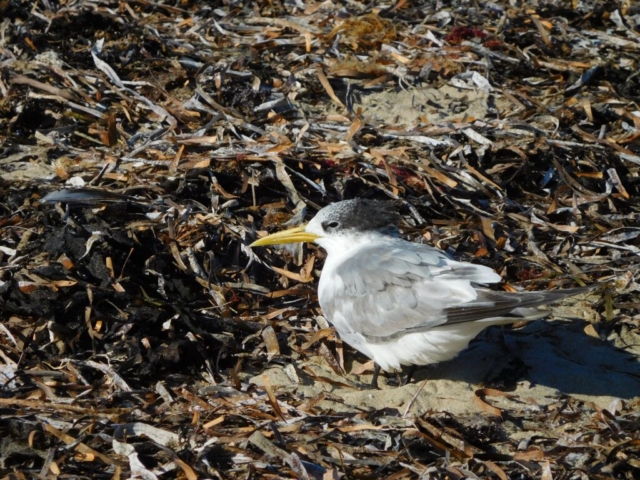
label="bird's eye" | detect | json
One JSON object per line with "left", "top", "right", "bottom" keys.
{"left": 325, "top": 221, "right": 340, "bottom": 229}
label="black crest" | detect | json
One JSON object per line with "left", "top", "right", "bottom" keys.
{"left": 327, "top": 199, "right": 401, "bottom": 233}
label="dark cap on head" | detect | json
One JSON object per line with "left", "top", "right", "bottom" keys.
{"left": 319, "top": 199, "right": 401, "bottom": 234}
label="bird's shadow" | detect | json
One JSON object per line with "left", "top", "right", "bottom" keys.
{"left": 412, "top": 318, "right": 640, "bottom": 400}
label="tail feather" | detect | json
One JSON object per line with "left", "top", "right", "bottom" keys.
{"left": 444, "top": 284, "right": 600, "bottom": 325}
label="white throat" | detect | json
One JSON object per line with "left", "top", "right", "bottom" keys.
{"left": 313, "top": 231, "right": 390, "bottom": 258}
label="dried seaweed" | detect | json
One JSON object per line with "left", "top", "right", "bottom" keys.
{"left": 1, "top": 0, "right": 640, "bottom": 478}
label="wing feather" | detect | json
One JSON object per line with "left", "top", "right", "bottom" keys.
{"left": 318, "top": 238, "right": 591, "bottom": 342}
{"left": 443, "top": 287, "right": 594, "bottom": 324}
{"left": 319, "top": 239, "right": 499, "bottom": 339}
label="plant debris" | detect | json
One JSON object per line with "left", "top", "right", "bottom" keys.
{"left": 1, "top": 0, "right": 640, "bottom": 478}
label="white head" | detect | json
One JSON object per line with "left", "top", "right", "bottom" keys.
{"left": 305, "top": 199, "right": 400, "bottom": 254}
{"left": 251, "top": 199, "right": 400, "bottom": 255}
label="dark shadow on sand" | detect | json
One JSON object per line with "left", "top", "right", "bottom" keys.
{"left": 412, "top": 318, "right": 640, "bottom": 400}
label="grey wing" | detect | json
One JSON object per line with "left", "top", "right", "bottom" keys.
{"left": 319, "top": 240, "right": 502, "bottom": 340}
{"left": 443, "top": 286, "right": 595, "bottom": 324}
{"left": 319, "top": 240, "right": 590, "bottom": 341}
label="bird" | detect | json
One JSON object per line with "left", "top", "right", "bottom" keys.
{"left": 250, "top": 198, "right": 596, "bottom": 388}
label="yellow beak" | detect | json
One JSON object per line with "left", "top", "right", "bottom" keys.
{"left": 250, "top": 225, "right": 321, "bottom": 247}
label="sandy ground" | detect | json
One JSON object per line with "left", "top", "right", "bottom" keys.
{"left": 353, "top": 83, "right": 507, "bottom": 126}
{"left": 250, "top": 293, "right": 640, "bottom": 417}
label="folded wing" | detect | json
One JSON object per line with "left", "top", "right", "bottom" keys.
{"left": 319, "top": 239, "right": 589, "bottom": 341}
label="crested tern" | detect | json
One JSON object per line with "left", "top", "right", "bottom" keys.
{"left": 251, "top": 199, "right": 594, "bottom": 388}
